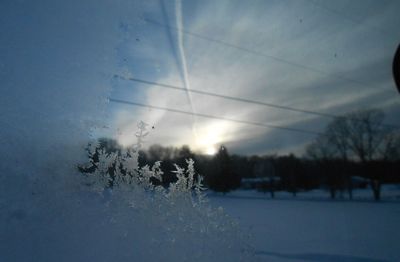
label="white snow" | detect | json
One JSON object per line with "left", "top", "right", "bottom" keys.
{"left": 2, "top": 175, "right": 399, "bottom": 262}
{"left": 209, "top": 189, "right": 400, "bottom": 262}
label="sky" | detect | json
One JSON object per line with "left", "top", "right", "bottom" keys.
{"left": 1, "top": 0, "right": 400, "bottom": 158}
{"left": 109, "top": 0, "right": 400, "bottom": 156}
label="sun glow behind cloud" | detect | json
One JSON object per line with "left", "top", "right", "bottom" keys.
{"left": 194, "top": 121, "right": 234, "bottom": 155}
{"left": 115, "top": 102, "right": 236, "bottom": 155}
{"left": 109, "top": 0, "right": 400, "bottom": 155}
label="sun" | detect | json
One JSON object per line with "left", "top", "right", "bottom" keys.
{"left": 194, "top": 121, "right": 232, "bottom": 155}
{"left": 205, "top": 146, "right": 217, "bottom": 155}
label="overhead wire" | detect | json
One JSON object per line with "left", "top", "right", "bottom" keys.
{"left": 114, "top": 75, "right": 400, "bottom": 129}
{"left": 109, "top": 98, "right": 324, "bottom": 136}
{"left": 112, "top": 3, "right": 399, "bottom": 137}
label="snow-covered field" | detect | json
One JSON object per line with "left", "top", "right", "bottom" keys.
{"left": 2, "top": 182, "right": 400, "bottom": 262}
{"left": 210, "top": 189, "right": 400, "bottom": 262}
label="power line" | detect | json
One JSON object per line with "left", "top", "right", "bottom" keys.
{"left": 114, "top": 75, "right": 400, "bottom": 129}
{"left": 109, "top": 98, "right": 323, "bottom": 136}
{"left": 143, "top": 18, "right": 372, "bottom": 89}
{"left": 115, "top": 74, "right": 335, "bottom": 117}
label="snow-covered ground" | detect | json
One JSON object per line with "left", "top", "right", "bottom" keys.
{"left": 209, "top": 188, "right": 400, "bottom": 262}
{"left": 2, "top": 183, "right": 400, "bottom": 261}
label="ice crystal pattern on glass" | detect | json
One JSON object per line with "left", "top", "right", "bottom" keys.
{"left": 81, "top": 121, "right": 253, "bottom": 261}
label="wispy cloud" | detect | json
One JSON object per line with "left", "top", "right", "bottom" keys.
{"left": 112, "top": 0, "right": 400, "bottom": 155}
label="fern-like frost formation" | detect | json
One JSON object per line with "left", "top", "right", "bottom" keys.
{"left": 71, "top": 122, "right": 253, "bottom": 261}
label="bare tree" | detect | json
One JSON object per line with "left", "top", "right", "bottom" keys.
{"left": 344, "top": 109, "right": 386, "bottom": 163}
{"left": 380, "top": 130, "right": 400, "bottom": 161}
{"left": 325, "top": 117, "right": 350, "bottom": 161}
{"left": 306, "top": 135, "right": 344, "bottom": 199}
{"left": 306, "top": 135, "right": 336, "bottom": 160}
{"left": 307, "top": 109, "right": 394, "bottom": 200}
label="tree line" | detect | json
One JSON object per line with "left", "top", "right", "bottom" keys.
{"left": 79, "top": 109, "right": 399, "bottom": 201}
{"left": 305, "top": 109, "right": 400, "bottom": 200}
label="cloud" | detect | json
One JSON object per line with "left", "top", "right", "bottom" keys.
{"left": 111, "top": 0, "right": 400, "bottom": 155}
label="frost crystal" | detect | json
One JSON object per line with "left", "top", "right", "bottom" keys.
{"left": 80, "top": 122, "right": 253, "bottom": 261}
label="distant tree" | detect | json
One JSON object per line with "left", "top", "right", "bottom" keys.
{"left": 380, "top": 130, "right": 400, "bottom": 161}
{"left": 277, "top": 155, "right": 299, "bottom": 197}
{"left": 333, "top": 109, "right": 393, "bottom": 200}
{"left": 325, "top": 117, "right": 350, "bottom": 160}
{"left": 174, "top": 145, "right": 195, "bottom": 167}
{"left": 204, "top": 145, "right": 241, "bottom": 193}
{"left": 250, "top": 157, "right": 276, "bottom": 197}
{"left": 307, "top": 109, "right": 394, "bottom": 200}
{"left": 306, "top": 135, "right": 336, "bottom": 160}
{"left": 147, "top": 144, "right": 170, "bottom": 162}
{"left": 309, "top": 109, "right": 390, "bottom": 162}
{"left": 305, "top": 136, "right": 344, "bottom": 199}
{"left": 231, "top": 154, "right": 250, "bottom": 179}
{"left": 344, "top": 110, "right": 387, "bottom": 162}
{"left": 145, "top": 144, "right": 197, "bottom": 186}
